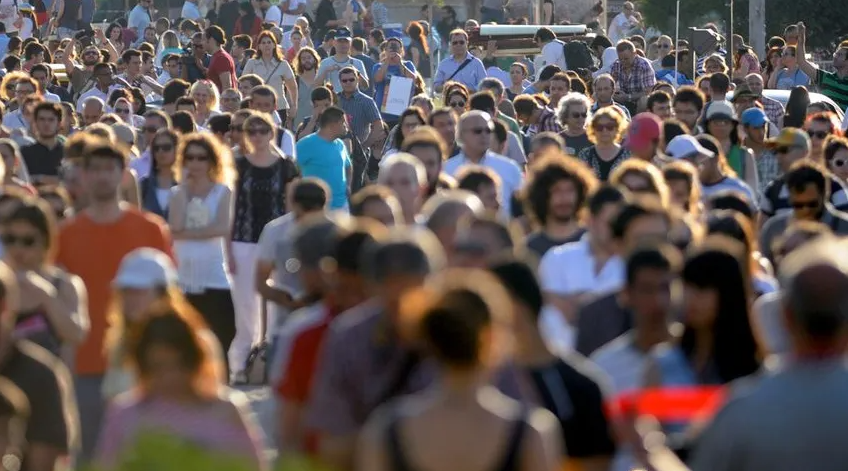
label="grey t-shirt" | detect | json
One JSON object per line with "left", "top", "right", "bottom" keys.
{"left": 256, "top": 213, "right": 301, "bottom": 320}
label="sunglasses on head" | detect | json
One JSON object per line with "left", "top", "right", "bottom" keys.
{"left": 1, "top": 233, "right": 37, "bottom": 248}
{"left": 807, "top": 130, "right": 829, "bottom": 139}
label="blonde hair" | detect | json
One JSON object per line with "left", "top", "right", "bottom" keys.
{"left": 190, "top": 80, "right": 220, "bottom": 111}
{"left": 176, "top": 132, "right": 236, "bottom": 188}
{"left": 609, "top": 159, "right": 670, "bottom": 208}
{"left": 586, "top": 107, "right": 626, "bottom": 144}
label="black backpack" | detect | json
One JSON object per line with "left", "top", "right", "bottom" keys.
{"left": 563, "top": 40, "right": 595, "bottom": 71}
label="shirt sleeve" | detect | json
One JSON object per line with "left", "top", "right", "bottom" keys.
{"left": 365, "top": 96, "right": 381, "bottom": 123}
{"left": 255, "top": 222, "right": 278, "bottom": 262}
{"left": 538, "top": 249, "right": 567, "bottom": 294}
{"left": 304, "top": 328, "right": 360, "bottom": 435}
{"left": 433, "top": 60, "right": 447, "bottom": 88}
{"left": 281, "top": 60, "right": 295, "bottom": 80}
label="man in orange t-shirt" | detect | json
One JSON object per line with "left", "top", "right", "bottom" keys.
{"left": 55, "top": 139, "right": 173, "bottom": 464}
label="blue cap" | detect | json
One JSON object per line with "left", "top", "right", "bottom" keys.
{"left": 741, "top": 107, "right": 769, "bottom": 127}
{"left": 334, "top": 27, "right": 352, "bottom": 40}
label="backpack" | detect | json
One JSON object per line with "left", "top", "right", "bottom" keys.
{"left": 563, "top": 40, "right": 595, "bottom": 71}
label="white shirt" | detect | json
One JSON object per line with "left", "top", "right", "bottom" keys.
{"left": 2, "top": 110, "right": 26, "bottom": 130}
{"left": 181, "top": 0, "right": 202, "bottom": 20}
{"left": 539, "top": 39, "right": 567, "bottom": 73}
{"left": 608, "top": 12, "right": 635, "bottom": 43}
{"left": 443, "top": 150, "right": 523, "bottom": 216}
{"left": 44, "top": 92, "right": 61, "bottom": 103}
{"left": 76, "top": 85, "right": 122, "bottom": 112}
{"left": 263, "top": 5, "right": 282, "bottom": 25}
{"left": 281, "top": 0, "right": 306, "bottom": 26}
{"left": 539, "top": 233, "right": 624, "bottom": 297}
{"left": 173, "top": 183, "right": 232, "bottom": 293}
{"left": 157, "top": 71, "right": 173, "bottom": 85}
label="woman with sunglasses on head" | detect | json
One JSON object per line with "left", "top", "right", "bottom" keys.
{"left": 230, "top": 111, "right": 299, "bottom": 382}
{"left": 139, "top": 129, "right": 180, "bottom": 220}
{"left": 2, "top": 197, "right": 88, "bottom": 362}
{"left": 441, "top": 81, "right": 469, "bottom": 110}
{"left": 169, "top": 133, "right": 237, "bottom": 372}
{"left": 0, "top": 139, "right": 34, "bottom": 195}
{"left": 804, "top": 112, "right": 843, "bottom": 163}
{"left": 577, "top": 107, "right": 629, "bottom": 181}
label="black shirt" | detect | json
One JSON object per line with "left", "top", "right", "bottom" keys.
{"left": 216, "top": 1, "right": 241, "bottom": 38}
{"left": 21, "top": 140, "right": 64, "bottom": 179}
{"left": 527, "top": 354, "right": 617, "bottom": 459}
{"left": 313, "top": 0, "right": 337, "bottom": 42}
{"left": 559, "top": 132, "right": 592, "bottom": 157}
{"left": 525, "top": 228, "right": 586, "bottom": 258}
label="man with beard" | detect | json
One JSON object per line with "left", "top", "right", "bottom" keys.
{"left": 293, "top": 49, "right": 319, "bottom": 128}
{"left": 62, "top": 41, "right": 104, "bottom": 101}
{"left": 56, "top": 136, "right": 173, "bottom": 463}
{"left": 523, "top": 152, "right": 599, "bottom": 257}
{"left": 21, "top": 103, "right": 64, "bottom": 183}
{"left": 591, "top": 74, "right": 631, "bottom": 121}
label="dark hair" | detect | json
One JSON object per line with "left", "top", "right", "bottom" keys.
{"left": 647, "top": 90, "right": 671, "bottom": 112}
{"left": 530, "top": 132, "right": 565, "bottom": 154}
{"left": 23, "top": 42, "right": 43, "bottom": 61}
{"left": 610, "top": 197, "right": 671, "bottom": 240}
{"left": 709, "top": 72, "right": 730, "bottom": 93}
{"left": 107, "top": 88, "right": 132, "bottom": 107}
{"left": 4, "top": 197, "right": 57, "bottom": 258}
{"left": 784, "top": 86, "right": 812, "bottom": 128}
{"left": 204, "top": 25, "right": 226, "bottom": 46}
{"left": 129, "top": 304, "right": 205, "bottom": 383}
{"left": 33, "top": 102, "right": 63, "bottom": 121}
{"left": 489, "top": 257, "right": 544, "bottom": 318}
{"left": 681, "top": 238, "right": 760, "bottom": 383}
{"left": 29, "top": 63, "right": 50, "bottom": 78}
{"left": 469, "top": 91, "right": 497, "bottom": 114}
{"left": 523, "top": 153, "right": 598, "bottom": 226}
{"left": 824, "top": 135, "right": 848, "bottom": 164}
{"left": 492, "top": 120, "right": 507, "bottom": 146}
{"left": 457, "top": 166, "right": 499, "bottom": 194}
{"left": 534, "top": 27, "right": 556, "bottom": 42}
{"left": 143, "top": 109, "right": 171, "bottom": 128}
{"left": 707, "top": 190, "right": 755, "bottom": 221}
{"left": 625, "top": 243, "right": 680, "bottom": 286}
{"left": 171, "top": 110, "right": 195, "bottom": 134}
{"left": 334, "top": 220, "right": 387, "bottom": 274}
{"left": 292, "top": 177, "right": 330, "bottom": 212}
{"left": 588, "top": 184, "right": 626, "bottom": 216}
{"left": 310, "top": 86, "right": 333, "bottom": 103}
{"left": 338, "top": 66, "right": 358, "bottom": 80}
{"left": 318, "top": 106, "right": 345, "bottom": 127}
{"left": 590, "top": 35, "right": 613, "bottom": 49}
{"left": 82, "top": 140, "right": 128, "bottom": 169}
{"left": 233, "top": 34, "right": 252, "bottom": 50}
{"left": 407, "top": 21, "right": 429, "bottom": 55}
{"left": 207, "top": 113, "right": 231, "bottom": 135}
{"left": 350, "top": 184, "right": 396, "bottom": 218}
{"left": 785, "top": 160, "right": 829, "bottom": 199}
{"left": 351, "top": 37, "right": 367, "bottom": 52}
{"left": 121, "top": 48, "right": 141, "bottom": 64}
{"left": 175, "top": 97, "right": 197, "bottom": 109}
{"left": 163, "top": 79, "right": 190, "bottom": 105}
{"left": 662, "top": 118, "right": 690, "bottom": 147}
{"left": 673, "top": 86, "right": 706, "bottom": 113}
{"left": 2, "top": 56, "right": 20, "bottom": 72}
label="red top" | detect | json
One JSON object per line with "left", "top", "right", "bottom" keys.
{"left": 233, "top": 16, "right": 262, "bottom": 40}
{"left": 207, "top": 49, "right": 237, "bottom": 93}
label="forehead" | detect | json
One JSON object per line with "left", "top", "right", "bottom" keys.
{"left": 462, "top": 115, "right": 487, "bottom": 128}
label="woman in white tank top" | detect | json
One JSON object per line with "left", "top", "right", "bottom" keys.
{"left": 168, "top": 133, "right": 237, "bottom": 374}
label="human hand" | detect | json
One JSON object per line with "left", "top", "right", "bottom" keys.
{"left": 17, "top": 271, "right": 57, "bottom": 306}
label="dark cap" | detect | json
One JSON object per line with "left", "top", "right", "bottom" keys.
{"left": 334, "top": 27, "right": 353, "bottom": 40}
{"left": 324, "top": 29, "right": 337, "bottom": 41}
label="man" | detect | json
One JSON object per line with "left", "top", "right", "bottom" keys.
{"left": 610, "top": 40, "right": 655, "bottom": 116}
{"left": 608, "top": 1, "right": 638, "bottom": 43}
{"left": 433, "top": 29, "right": 487, "bottom": 93}
{"left": 314, "top": 27, "right": 369, "bottom": 92}
{"left": 783, "top": 23, "right": 799, "bottom": 47}
{"left": 0, "top": 260, "right": 78, "bottom": 471}
{"left": 76, "top": 63, "right": 128, "bottom": 112}
{"left": 204, "top": 26, "right": 236, "bottom": 93}
{"left": 63, "top": 41, "right": 102, "bottom": 101}
{"left": 318, "top": 31, "right": 335, "bottom": 60}
{"left": 646, "top": 90, "right": 671, "bottom": 119}
{"left": 534, "top": 27, "right": 567, "bottom": 72}
{"left": 592, "top": 74, "right": 631, "bottom": 120}
{"left": 422, "top": 190, "right": 485, "bottom": 255}
{"left": 21, "top": 102, "right": 64, "bottom": 183}
{"left": 796, "top": 22, "right": 848, "bottom": 113}
{"left": 132, "top": 110, "right": 171, "bottom": 179}
{"left": 624, "top": 112, "right": 663, "bottom": 163}
{"left": 478, "top": 78, "right": 522, "bottom": 135}
{"left": 427, "top": 108, "right": 460, "bottom": 158}
{"left": 3, "top": 77, "right": 40, "bottom": 129}
{"left": 295, "top": 86, "right": 334, "bottom": 139}
{"left": 690, "top": 238, "right": 848, "bottom": 471}
{"left": 548, "top": 71, "right": 571, "bottom": 109}
{"left": 591, "top": 243, "right": 680, "bottom": 471}
{"left": 118, "top": 49, "right": 164, "bottom": 97}
{"left": 349, "top": 184, "right": 403, "bottom": 226}
{"left": 351, "top": 37, "right": 376, "bottom": 94}
{"left": 760, "top": 161, "right": 848, "bottom": 261}
{"left": 760, "top": 128, "right": 848, "bottom": 221}
{"left": 280, "top": 0, "right": 306, "bottom": 31}
{"left": 231, "top": 34, "right": 252, "bottom": 77}
{"left": 524, "top": 152, "right": 597, "bottom": 257}
{"left": 706, "top": 72, "right": 731, "bottom": 109}
{"left": 157, "top": 53, "right": 180, "bottom": 85}
{"left": 456, "top": 167, "right": 502, "bottom": 214}
{"left": 372, "top": 37, "right": 417, "bottom": 125}
{"left": 28, "top": 65, "right": 66, "bottom": 103}
{"left": 56, "top": 137, "right": 173, "bottom": 462}
{"left": 514, "top": 94, "right": 562, "bottom": 136}
{"left": 745, "top": 73, "right": 785, "bottom": 125}
{"left": 336, "top": 67, "right": 383, "bottom": 149}
{"left": 283, "top": 16, "right": 310, "bottom": 49}
{"left": 220, "top": 89, "right": 242, "bottom": 113}
{"left": 741, "top": 107, "right": 777, "bottom": 194}
{"left": 468, "top": 91, "right": 526, "bottom": 166}
{"left": 672, "top": 85, "right": 705, "bottom": 134}
{"left": 296, "top": 106, "right": 352, "bottom": 210}
{"left": 80, "top": 97, "right": 105, "bottom": 128}
{"left": 654, "top": 53, "right": 692, "bottom": 88}
{"left": 539, "top": 185, "right": 626, "bottom": 328}
{"left": 258, "top": 0, "right": 283, "bottom": 25}
{"left": 181, "top": 32, "right": 212, "bottom": 84}
{"left": 181, "top": 0, "right": 201, "bottom": 20}
{"left": 305, "top": 231, "right": 445, "bottom": 470}
{"left": 128, "top": 0, "right": 153, "bottom": 39}
{"left": 444, "top": 111, "right": 523, "bottom": 216}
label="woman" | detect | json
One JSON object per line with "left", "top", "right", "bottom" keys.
{"left": 187, "top": 81, "right": 220, "bottom": 127}
{"left": 825, "top": 136, "right": 848, "bottom": 185}
{"left": 242, "top": 31, "right": 298, "bottom": 126}
{"left": 139, "top": 130, "right": 179, "bottom": 219}
{"left": 15, "top": 6, "right": 36, "bottom": 40}
{"left": 556, "top": 92, "right": 592, "bottom": 156}
{"left": 59, "top": 102, "right": 77, "bottom": 136}
{"left": 507, "top": 63, "right": 530, "bottom": 101}
{"left": 95, "top": 300, "right": 264, "bottom": 470}
{"left": 384, "top": 107, "right": 426, "bottom": 157}
{"left": 704, "top": 102, "right": 758, "bottom": 190}
{"left": 2, "top": 198, "right": 88, "bottom": 360}
{"left": 286, "top": 26, "right": 304, "bottom": 62}
{"left": 804, "top": 111, "right": 843, "bottom": 163}
{"left": 377, "top": 153, "right": 427, "bottom": 225}
{"left": 609, "top": 159, "right": 670, "bottom": 207}
{"left": 104, "top": 22, "right": 125, "bottom": 55}
{"left": 706, "top": 210, "right": 776, "bottom": 297}
{"left": 702, "top": 54, "right": 727, "bottom": 75}
{"left": 230, "top": 112, "right": 299, "bottom": 381}
{"left": 731, "top": 35, "right": 760, "bottom": 79}
{"left": 577, "top": 108, "right": 630, "bottom": 181}
{"left": 293, "top": 47, "right": 320, "bottom": 128}
{"left": 156, "top": 31, "right": 183, "bottom": 67}
{"left": 696, "top": 74, "right": 711, "bottom": 99}
{"left": 444, "top": 85, "right": 469, "bottom": 113}
{"left": 406, "top": 21, "right": 431, "bottom": 80}
{"left": 768, "top": 45, "right": 810, "bottom": 90}
{"left": 357, "top": 270, "right": 562, "bottom": 471}
{"left": 113, "top": 97, "right": 142, "bottom": 127}
{"left": 233, "top": 1, "right": 262, "bottom": 39}
{"left": 169, "top": 133, "right": 237, "bottom": 368}
{"left": 662, "top": 160, "right": 702, "bottom": 218}
{"left": 781, "top": 85, "right": 811, "bottom": 128}
{"left": 0, "top": 139, "right": 33, "bottom": 194}
{"left": 760, "top": 47, "right": 782, "bottom": 88}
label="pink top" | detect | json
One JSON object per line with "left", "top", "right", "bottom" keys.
{"left": 95, "top": 392, "right": 266, "bottom": 470}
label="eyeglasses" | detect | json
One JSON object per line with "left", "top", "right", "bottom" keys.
{"left": 451, "top": 40, "right": 466, "bottom": 46}
{"left": 1, "top": 233, "right": 37, "bottom": 248}
{"left": 791, "top": 200, "right": 820, "bottom": 210}
{"left": 114, "top": 108, "right": 131, "bottom": 114}
{"left": 340, "top": 78, "right": 356, "bottom": 83}
{"left": 775, "top": 146, "right": 793, "bottom": 154}
{"left": 247, "top": 127, "right": 272, "bottom": 136}
{"left": 658, "top": 44, "right": 671, "bottom": 49}
{"left": 468, "top": 127, "right": 492, "bottom": 135}
{"left": 143, "top": 126, "right": 158, "bottom": 133}
{"left": 449, "top": 101, "right": 466, "bottom": 108}
{"left": 593, "top": 122, "right": 617, "bottom": 132}
{"left": 184, "top": 153, "right": 210, "bottom": 162}
{"left": 152, "top": 143, "right": 173, "bottom": 152}
{"left": 83, "top": 51, "right": 98, "bottom": 56}
{"left": 570, "top": 112, "right": 588, "bottom": 119}
{"left": 807, "top": 130, "right": 830, "bottom": 139}
{"left": 192, "top": 43, "right": 204, "bottom": 48}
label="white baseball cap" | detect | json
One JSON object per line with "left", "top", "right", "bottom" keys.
{"left": 113, "top": 248, "right": 178, "bottom": 289}
{"left": 666, "top": 135, "right": 715, "bottom": 161}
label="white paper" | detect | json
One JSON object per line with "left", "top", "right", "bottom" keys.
{"left": 382, "top": 76, "right": 414, "bottom": 116}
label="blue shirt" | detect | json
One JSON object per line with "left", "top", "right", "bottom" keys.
{"left": 0, "top": 34, "right": 9, "bottom": 60}
{"left": 353, "top": 53, "right": 376, "bottom": 94}
{"left": 434, "top": 53, "right": 487, "bottom": 92}
{"left": 372, "top": 60, "right": 417, "bottom": 121}
{"left": 295, "top": 133, "right": 351, "bottom": 209}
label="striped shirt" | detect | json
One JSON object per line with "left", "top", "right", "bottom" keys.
{"left": 759, "top": 175, "right": 848, "bottom": 217}
{"left": 336, "top": 91, "right": 381, "bottom": 144}
{"left": 816, "top": 68, "right": 848, "bottom": 112}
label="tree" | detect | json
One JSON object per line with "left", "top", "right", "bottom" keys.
{"left": 638, "top": 0, "right": 848, "bottom": 51}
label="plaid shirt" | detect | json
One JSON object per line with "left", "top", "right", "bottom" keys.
{"left": 755, "top": 149, "right": 780, "bottom": 195}
{"left": 760, "top": 96, "right": 785, "bottom": 128}
{"left": 529, "top": 107, "right": 562, "bottom": 136}
{"left": 610, "top": 56, "right": 656, "bottom": 95}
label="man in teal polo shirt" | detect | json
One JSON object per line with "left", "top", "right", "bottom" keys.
{"left": 296, "top": 106, "right": 353, "bottom": 210}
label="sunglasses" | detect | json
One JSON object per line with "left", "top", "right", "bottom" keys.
{"left": 184, "top": 153, "right": 210, "bottom": 162}
{"left": 469, "top": 127, "right": 492, "bottom": 135}
{"left": 192, "top": 43, "right": 204, "bottom": 48}
{"left": 593, "top": 123, "right": 617, "bottom": 131}
{"left": 658, "top": 44, "right": 671, "bottom": 49}
{"left": 247, "top": 127, "right": 271, "bottom": 136}
{"left": 452, "top": 40, "right": 466, "bottom": 46}
{"left": 340, "top": 78, "right": 356, "bottom": 83}
{"left": 114, "top": 108, "right": 131, "bottom": 114}
{"left": 775, "top": 146, "right": 793, "bottom": 154}
{"left": 143, "top": 126, "right": 158, "bottom": 133}
{"left": 570, "top": 112, "right": 588, "bottom": 119}
{"left": 449, "top": 101, "right": 466, "bottom": 108}
{"left": 1, "top": 233, "right": 37, "bottom": 247}
{"left": 152, "top": 143, "right": 173, "bottom": 152}
{"left": 807, "top": 130, "right": 829, "bottom": 139}
{"left": 791, "top": 200, "right": 819, "bottom": 210}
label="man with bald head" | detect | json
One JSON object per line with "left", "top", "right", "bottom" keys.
{"left": 443, "top": 110, "right": 523, "bottom": 216}
{"left": 745, "top": 73, "right": 785, "bottom": 125}
{"left": 422, "top": 189, "right": 484, "bottom": 260}
{"left": 690, "top": 237, "right": 848, "bottom": 471}
{"left": 81, "top": 97, "right": 105, "bottom": 127}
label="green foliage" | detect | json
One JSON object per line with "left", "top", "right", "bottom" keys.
{"left": 638, "top": 0, "right": 848, "bottom": 51}
{"left": 83, "top": 432, "right": 333, "bottom": 471}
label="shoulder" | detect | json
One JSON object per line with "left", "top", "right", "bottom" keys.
{"left": 13, "top": 340, "right": 65, "bottom": 379}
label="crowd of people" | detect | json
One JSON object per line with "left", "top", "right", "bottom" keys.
{"left": 0, "top": 0, "right": 845, "bottom": 470}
